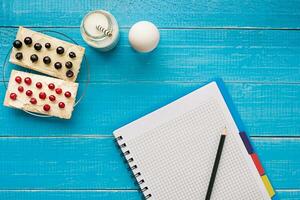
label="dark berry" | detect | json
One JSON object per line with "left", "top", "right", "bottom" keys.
{"left": 56, "top": 46, "right": 64, "bottom": 54}
{"left": 34, "top": 43, "right": 42, "bottom": 51}
{"left": 15, "top": 76, "right": 22, "bottom": 84}
{"left": 10, "top": 93, "right": 17, "bottom": 100}
{"left": 30, "top": 54, "right": 38, "bottom": 62}
{"left": 54, "top": 62, "right": 62, "bottom": 69}
{"left": 13, "top": 40, "right": 22, "bottom": 49}
{"left": 65, "top": 61, "right": 73, "bottom": 69}
{"left": 64, "top": 91, "right": 71, "bottom": 98}
{"left": 26, "top": 90, "right": 33, "bottom": 97}
{"left": 66, "top": 70, "right": 74, "bottom": 78}
{"left": 43, "top": 104, "right": 51, "bottom": 111}
{"left": 30, "top": 98, "right": 37, "bottom": 104}
{"left": 45, "top": 43, "right": 51, "bottom": 49}
{"left": 18, "top": 86, "right": 24, "bottom": 92}
{"left": 43, "top": 56, "right": 51, "bottom": 64}
{"left": 24, "top": 37, "right": 32, "bottom": 45}
{"left": 55, "top": 88, "right": 62, "bottom": 94}
{"left": 24, "top": 77, "right": 32, "bottom": 85}
{"left": 58, "top": 102, "right": 65, "bottom": 108}
{"left": 15, "top": 52, "right": 23, "bottom": 60}
{"left": 39, "top": 92, "right": 46, "bottom": 99}
{"left": 69, "top": 52, "right": 76, "bottom": 58}
{"left": 48, "top": 83, "right": 55, "bottom": 90}
{"left": 36, "top": 82, "right": 42, "bottom": 89}
{"left": 49, "top": 95, "right": 56, "bottom": 102}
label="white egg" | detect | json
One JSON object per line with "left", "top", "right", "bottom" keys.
{"left": 129, "top": 21, "right": 160, "bottom": 53}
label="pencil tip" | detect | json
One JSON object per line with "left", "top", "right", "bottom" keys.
{"left": 222, "top": 127, "right": 227, "bottom": 135}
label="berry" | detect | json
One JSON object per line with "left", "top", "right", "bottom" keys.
{"left": 54, "top": 62, "right": 62, "bottom": 69}
{"left": 48, "top": 83, "right": 55, "bottom": 90}
{"left": 58, "top": 102, "right": 65, "bottom": 108}
{"left": 30, "top": 54, "right": 38, "bottom": 62}
{"left": 36, "top": 82, "right": 42, "bottom": 89}
{"left": 49, "top": 95, "right": 56, "bottom": 102}
{"left": 13, "top": 40, "right": 22, "bottom": 49}
{"left": 45, "top": 43, "right": 51, "bottom": 49}
{"left": 10, "top": 93, "right": 17, "bottom": 100}
{"left": 43, "top": 104, "right": 51, "bottom": 111}
{"left": 69, "top": 52, "right": 76, "bottom": 58}
{"left": 30, "top": 98, "right": 37, "bottom": 104}
{"left": 66, "top": 70, "right": 74, "bottom": 78}
{"left": 65, "top": 61, "right": 73, "bottom": 69}
{"left": 18, "top": 86, "right": 24, "bottom": 92}
{"left": 15, "top": 76, "right": 22, "bottom": 84}
{"left": 24, "top": 77, "right": 32, "bottom": 85}
{"left": 55, "top": 88, "right": 62, "bottom": 94}
{"left": 39, "top": 92, "right": 46, "bottom": 99}
{"left": 26, "top": 90, "right": 33, "bottom": 97}
{"left": 15, "top": 52, "right": 23, "bottom": 60}
{"left": 24, "top": 37, "right": 32, "bottom": 45}
{"left": 43, "top": 56, "right": 51, "bottom": 64}
{"left": 56, "top": 46, "right": 64, "bottom": 54}
{"left": 64, "top": 91, "right": 71, "bottom": 98}
{"left": 34, "top": 43, "right": 42, "bottom": 51}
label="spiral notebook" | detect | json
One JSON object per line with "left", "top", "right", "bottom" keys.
{"left": 114, "top": 80, "right": 275, "bottom": 200}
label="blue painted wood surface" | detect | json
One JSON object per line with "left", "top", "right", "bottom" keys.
{"left": 0, "top": 0, "right": 299, "bottom": 199}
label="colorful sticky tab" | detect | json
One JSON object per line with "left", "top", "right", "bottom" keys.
{"left": 239, "top": 131, "right": 254, "bottom": 154}
{"left": 251, "top": 153, "right": 265, "bottom": 176}
{"left": 261, "top": 175, "right": 275, "bottom": 197}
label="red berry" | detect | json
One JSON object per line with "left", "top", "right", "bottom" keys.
{"left": 58, "top": 102, "right": 65, "bottom": 108}
{"left": 26, "top": 90, "right": 33, "bottom": 96}
{"left": 48, "top": 83, "right": 55, "bottom": 90}
{"left": 39, "top": 92, "right": 46, "bottom": 99}
{"left": 10, "top": 93, "right": 17, "bottom": 100}
{"left": 64, "top": 91, "right": 71, "bottom": 98}
{"left": 30, "top": 98, "right": 37, "bottom": 104}
{"left": 15, "top": 76, "right": 22, "bottom": 84}
{"left": 49, "top": 95, "right": 56, "bottom": 102}
{"left": 36, "top": 82, "right": 42, "bottom": 89}
{"left": 43, "top": 104, "right": 51, "bottom": 111}
{"left": 18, "top": 86, "right": 24, "bottom": 92}
{"left": 55, "top": 88, "right": 62, "bottom": 94}
{"left": 24, "top": 77, "right": 32, "bottom": 85}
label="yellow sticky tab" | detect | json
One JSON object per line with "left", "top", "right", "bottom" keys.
{"left": 261, "top": 175, "right": 275, "bottom": 197}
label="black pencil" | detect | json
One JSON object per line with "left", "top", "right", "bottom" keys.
{"left": 205, "top": 128, "right": 227, "bottom": 200}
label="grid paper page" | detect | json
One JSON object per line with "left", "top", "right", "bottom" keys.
{"left": 114, "top": 82, "right": 270, "bottom": 200}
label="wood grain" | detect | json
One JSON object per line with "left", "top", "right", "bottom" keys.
{"left": 1, "top": 28, "right": 300, "bottom": 83}
{"left": 0, "top": 137, "right": 299, "bottom": 190}
{"left": 0, "top": 0, "right": 300, "bottom": 28}
{"left": 0, "top": 190, "right": 299, "bottom": 200}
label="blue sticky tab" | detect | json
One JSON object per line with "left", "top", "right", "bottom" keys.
{"left": 239, "top": 131, "right": 254, "bottom": 154}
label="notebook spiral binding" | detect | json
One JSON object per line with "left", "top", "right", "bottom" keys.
{"left": 116, "top": 135, "right": 152, "bottom": 199}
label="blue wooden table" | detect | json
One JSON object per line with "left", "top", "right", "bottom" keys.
{"left": 0, "top": 0, "right": 299, "bottom": 199}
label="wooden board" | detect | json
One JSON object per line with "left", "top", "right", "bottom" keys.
{"left": 0, "top": 190, "right": 299, "bottom": 200}
{"left": 0, "top": 82, "right": 299, "bottom": 136}
{"left": 0, "top": 137, "right": 298, "bottom": 189}
{"left": 0, "top": 0, "right": 300, "bottom": 28}
{"left": 1, "top": 28, "right": 300, "bottom": 83}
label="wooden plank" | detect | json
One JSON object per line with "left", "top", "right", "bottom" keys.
{"left": 0, "top": 82, "right": 299, "bottom": 136}
{"left": 0, "top": 137, "right": 299, "bottom": 190}
{"left": 0, "top": 190, "right": 142, "bottom": 200}
{"left": 1, "top": 0, "right": 300, "bottom": 28}
{"left": 0, "top": 190, "right": 299, "bottom": 200}
{"left": 1, "top": 28, "right": 300, "bottom": 83}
